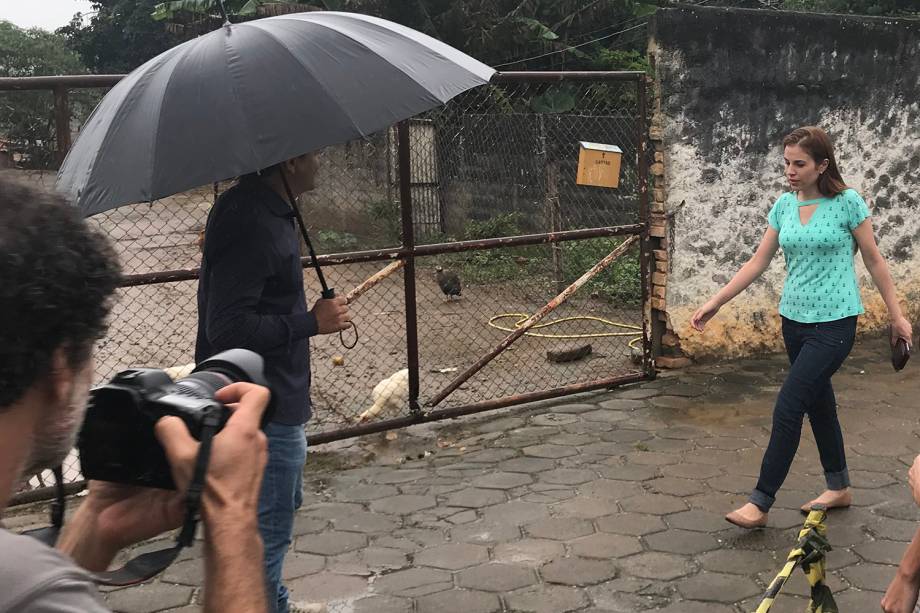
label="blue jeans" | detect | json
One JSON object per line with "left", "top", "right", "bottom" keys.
{"left": 259, "top": 422, "right": 307, "bottom": 613}
{"left": 750, "top": 316, "right": 856, "bottom": 512}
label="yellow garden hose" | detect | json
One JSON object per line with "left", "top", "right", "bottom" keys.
{"left": 487, "top": 313, "right": 644, "bottom": 349}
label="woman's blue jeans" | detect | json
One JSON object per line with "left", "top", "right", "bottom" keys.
{"left": 750, "top": 316, "right": 856, "bottom": 512}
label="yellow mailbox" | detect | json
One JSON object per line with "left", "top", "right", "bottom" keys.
{"left": 576, "top": 141, "right": 623, "bottom": 188}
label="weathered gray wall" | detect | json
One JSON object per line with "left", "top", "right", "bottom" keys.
{"left": 650, "top": 5, "right": 920, "bottom": 357}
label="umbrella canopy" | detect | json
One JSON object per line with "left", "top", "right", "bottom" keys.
{"left": 57, "top": 11, "right": 495, "bottom": 217}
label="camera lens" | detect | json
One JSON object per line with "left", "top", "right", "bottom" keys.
{"left": 174, "top": 371, "right": 233, "bottom": 400}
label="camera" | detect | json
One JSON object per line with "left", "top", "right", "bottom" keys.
{"left": 78, "top": 349, "right": 274, "bottom": 490}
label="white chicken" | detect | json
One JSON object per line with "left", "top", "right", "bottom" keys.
{"left": 163, "top": 362, "right": 196, "bottom": 380}
{"left": 356, "top": 368, "right": 410, "bottom": 423}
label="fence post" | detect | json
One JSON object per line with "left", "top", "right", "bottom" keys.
{"left": 637, "top": 75, "right": 657, "bottom": 376}
{"left": 53, "top": 84, "right": 71, "bottom": 167}
{"left": 397, "top": 121, "right": 421, "bottom": 414}
{"left": 540, "top": 115, "right": 564, "bottom": 292}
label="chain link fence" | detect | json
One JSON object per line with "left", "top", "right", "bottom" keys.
{"left": 2, "top": 71, "right": 651, "bottom": 499}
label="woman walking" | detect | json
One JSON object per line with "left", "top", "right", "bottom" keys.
{"left": 691, "top": 126, "right": 912, "bottom": 528}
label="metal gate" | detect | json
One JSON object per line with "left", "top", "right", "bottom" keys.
{"left": 1, "top": 70, "right": 653, "bottom": 502}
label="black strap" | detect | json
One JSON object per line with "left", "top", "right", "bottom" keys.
{"left": 22, "top": 466, "right": 66, "bottom": 547}
{"left": 91, "top": 409, "right": 222, "bottom": 586}
{"left": 340, "top": 322, "right": 359, "bottom": 349}
{"left": 279, "top": 169, "right": 360, "bottom": 349}
{"left": 24, "top": 410, "right": 222, "bottom": 586}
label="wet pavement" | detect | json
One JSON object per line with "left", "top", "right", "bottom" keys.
{"left": 6, "top": 334, "right": 920, "bottom": 612}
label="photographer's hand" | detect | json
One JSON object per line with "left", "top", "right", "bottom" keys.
{"left": 155, "top": 382, "right": 270, "bottom": 613}
{"left": 312, "top": 295, "right": 350, "bottom": 333}
{"left": 56, "top": 483, "right": 184, "bottom": 572}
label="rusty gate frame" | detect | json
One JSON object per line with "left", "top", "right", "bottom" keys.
{"left": 2, "top": 70, "right": 654, "bottom": 504}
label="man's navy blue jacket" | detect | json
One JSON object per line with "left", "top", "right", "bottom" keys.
{"left": 196, "top": 176, "right": 318, "bottom": 425}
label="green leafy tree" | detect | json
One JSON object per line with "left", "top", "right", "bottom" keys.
{"left": 151, "top": 1, "right": 338, "bottom": 23}
{"left": 781, "top": 0, "right": 919, "bottom": 15}
{"left": 0, "top": 21, "right": 90, "bottom": 168}
{"left": 152, "top": 0, "right": 654, "bottom": 71}
{"left": 58, "top": 1, "right": 185, "bottom": 74}
{"left": 61, "top": 0, "right": 659, "bottom": 86}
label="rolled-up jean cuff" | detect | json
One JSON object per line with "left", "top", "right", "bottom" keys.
{"left": 825, "top": 468, "right": 850, "bottom": 491}
{"left": 749, "top": 489, "right": 774, "bottom": 513}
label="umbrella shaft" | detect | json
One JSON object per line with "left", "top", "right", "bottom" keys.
{"left": 280, "top": 171, "right": 333, "bottom": 298}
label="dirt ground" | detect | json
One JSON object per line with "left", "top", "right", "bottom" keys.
{"left": 94, "top": 255, "right": 644, "bottom": 433}
{"left": 46, "top": 183, "right": 646, "bottom": 436}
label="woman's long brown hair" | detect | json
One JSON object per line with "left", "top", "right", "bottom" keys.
{"left": 782, "top": 126, "right": 848, "bottom": 197}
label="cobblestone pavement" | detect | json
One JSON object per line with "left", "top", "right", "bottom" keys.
{"left": 7, "top": 335, "right": 920, "bottom": 612}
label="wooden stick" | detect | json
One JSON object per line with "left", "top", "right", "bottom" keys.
{"left": 345, "top": 260, "right": 405, "bottom": 304}
{"left": 425, "top": 234, "right": 640, "bottom": 408}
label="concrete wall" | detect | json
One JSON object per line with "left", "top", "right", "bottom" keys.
{"left": 649, "top": 5, "right": 920, "bottom": 358}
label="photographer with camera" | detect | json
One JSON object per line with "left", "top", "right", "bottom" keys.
{"left": 197, "top": 152, "right": 350, "bottom": 613}
{"left": 0, "top": 177, "right": 269, "bottom": 613}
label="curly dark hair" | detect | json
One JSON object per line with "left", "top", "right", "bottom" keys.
{"left": 0, "top": 176, "right": 122, "bottom": 409}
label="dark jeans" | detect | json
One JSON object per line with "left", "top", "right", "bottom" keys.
{"left": 750, "top": 316, "right": 857, "bottom": 512}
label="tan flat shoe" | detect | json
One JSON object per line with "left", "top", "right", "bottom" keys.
{"left": 725, "top": 509, "right": 768, "bottom": 529}
{"left": 800, "top": 490, "right": 852, "bottom": 514}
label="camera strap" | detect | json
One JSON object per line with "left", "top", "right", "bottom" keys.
{"left": 23, "top": 410, "right": 222, "bottom": 587}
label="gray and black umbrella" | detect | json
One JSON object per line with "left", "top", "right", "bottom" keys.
{"left": 57, "top": 10, "right": 493, "bottom": 300}
{"left": 57, "top": 11, "right": 494, "bottom": 217}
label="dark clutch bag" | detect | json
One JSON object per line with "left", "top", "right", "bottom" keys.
{"left": 892, "top": 334, "right": 911, "bottom": 371}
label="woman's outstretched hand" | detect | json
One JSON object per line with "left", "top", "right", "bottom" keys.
{"left": 691, "top": 299, "right": 721, "bottom": 332}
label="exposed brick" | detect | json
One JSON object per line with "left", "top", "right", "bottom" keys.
{"left": 650, "top": 162, "right": 665, "bottom": 176}
{"left": 654, "top": 151, "right": 664, "bottom": 162}
{"left": 653, "top": 249, "right": 668, "bottom": 262}
{"left": 651, "top": 272, "right": 667, "bottom": 286}
{"left": 651, "top": 297, "right": 666, "bottom": 311}
{"left": 653, "top": 286, "right": 666, "bottom": 299}
{"left": 651, "top": 200, "right": 665, "bottom": 213}
{"left": 653, "top": 188, "right": 666, "bottom": 202}
{"left": 662, "top": 333, "right": 680, "bottom": 347}
{"left": 655, "top": 260, "right": 668, "bottom": 273}
{"left": 657, "top": 356, "right": 692, "bottom": 369}
{"left": 649, "top": 225, "right": 666, "bottom": 238}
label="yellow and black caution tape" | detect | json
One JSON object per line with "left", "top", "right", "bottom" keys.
{"left": 487, "top": 313, "right": 644, "bottom": 349}
{"left": 755, "top": 504, "right": 837, "bottom": 613}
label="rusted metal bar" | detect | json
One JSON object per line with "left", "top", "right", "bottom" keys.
{"left": 636, "top": 76, "right": 656, "bottom": 377}
{"left": 412, "top": 225, "right": 642, "bottom": 256}
{"left": 306, "top": 371, "right": 647, "bottom": 446}
{"left": 345, "top": 260, "right": 405, "bottom": 304}
{"left": 53, "top": 84, "right": 71, "bottom": 166}
{"left": 0, "top": 75, "right": 124, "bottom": 90}
{"left": 0, "top": 72, "right": 644, "bottom": 92}
{"left": 118, "top": 225, "right": 642, "bottom": 288}
{"left": 493, "top": 71, "right": 645, "bottom": 83}
{"left": 120, "top": 268, "right": 199, "bottom": 287}
{"left": 9, "top": 480, "right": 86, "bottom": 507}
{"left": 426, "top": 234, "right": 641, "bottom": 408}
{"left": 398, "top": 121, "right": 421, "bottom": 415}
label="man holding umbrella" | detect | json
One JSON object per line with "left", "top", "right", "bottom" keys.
{"left": 196, "top": 151, "right": 350, "bottom": 613}
{"left": 56, "top": 9, "right": 495, "bottom": 611}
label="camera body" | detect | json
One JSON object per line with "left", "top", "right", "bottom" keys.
{"left": 78, "top": 349, "right": 273, "bottom": 490}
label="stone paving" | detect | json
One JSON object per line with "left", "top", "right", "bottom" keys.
{"left": 7, "top": 335, "right": 920, "bottom": 612}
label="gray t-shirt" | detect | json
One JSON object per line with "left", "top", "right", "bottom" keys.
{"left": 0, "top": 529, "right": 108, "bottom": 612}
